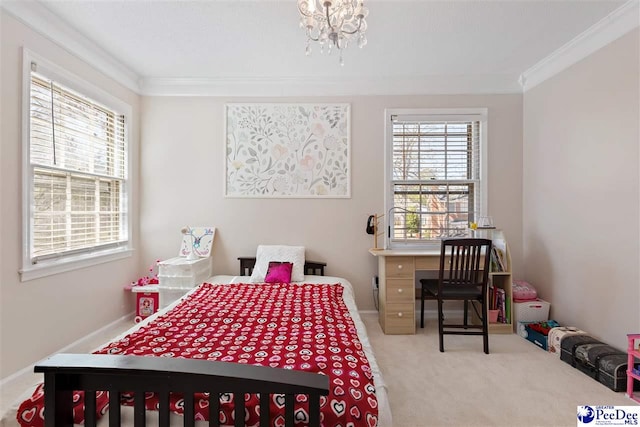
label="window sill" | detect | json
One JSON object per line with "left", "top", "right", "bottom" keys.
{"left": 20, "top": 247, "right": 134, "bottom": 282}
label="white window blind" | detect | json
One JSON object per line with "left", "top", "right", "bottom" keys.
{"left": 387, "top": 112, "right": 485, "bottom": 246}
{"left": 29, "top": 72, "right": 127, "bottom": 263}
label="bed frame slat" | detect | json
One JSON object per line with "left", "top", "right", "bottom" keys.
{"left": 259, "top": 393, "right": 270, "bottom": 426}
{"left": 158, "top": 390, "right": 170, "bottom": 427}
{"left": 285, "top": 394, "right": 294, "bottom": 427}
{"left": 35, "top": 354, "right": 329, "bottom": 426}
{"left": 209, "top": 393, "right": 220, "bottom": 427}
{"left": 234, "top": 394, "right": 244, "bottom": 427}
{"left": 309, "top": 394, "right": 320, "bottom": 427}
{"left": 84, "top": 390, "right": 96, "bottom": 427}
{"left": 133, "top": 391, "right": 145, "bottom": 427}
{"left": 183, "top": 393, "right": 195, "bottom": 427}
{"left": 108, "top": 390, "right": 120, "bottom": 427}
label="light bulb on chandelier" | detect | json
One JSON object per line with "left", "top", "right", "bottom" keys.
{"left": 298, "top": 0, "right": 368, "bottom": 65}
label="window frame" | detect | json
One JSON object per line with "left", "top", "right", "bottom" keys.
{"left": 384, "top": 108, "right": 488, "bottom": 250}
{"left": 20, "top": 48, "right": 133, "bottom": 281}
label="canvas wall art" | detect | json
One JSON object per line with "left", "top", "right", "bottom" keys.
{"left": 225, "top": 103, "right": 351, "bottom": 198}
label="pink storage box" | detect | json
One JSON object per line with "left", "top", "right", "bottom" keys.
{"left": 512, "top": 280, "right": 537, "bottom": 302}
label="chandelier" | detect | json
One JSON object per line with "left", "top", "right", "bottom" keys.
{"left": 297, "top": 0, "right": 369, "bottom": 65}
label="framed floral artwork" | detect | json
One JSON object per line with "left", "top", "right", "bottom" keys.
{"left": 225, "top": 103, "right": 351, "bottom": 198}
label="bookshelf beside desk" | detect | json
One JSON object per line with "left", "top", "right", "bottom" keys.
{"left": 370, "top": 229, "right": 513, "bottom": 335}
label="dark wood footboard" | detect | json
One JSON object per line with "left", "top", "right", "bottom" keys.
{"left": 35, "top": 353, "right": 329, "bottom": 427}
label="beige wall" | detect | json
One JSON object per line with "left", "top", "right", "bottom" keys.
{"left": 0, "top": 12, "right": 141, "bottom": 378}
{"left": 1, "top": 9, "right": 525, "bottom": 380}
{"left": 139, "top": 95, "right": 524, "bottom": 312}
{"left": 523, "top": 29, "right": 640, "bottom": 350}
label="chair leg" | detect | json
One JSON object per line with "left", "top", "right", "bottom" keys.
{"left": 463, "top": 300, "right": 468, "bottom": 328}
{"left": 438, "top": 298, "right": 444, "bottom": 352}
{"left": 420, "top": 293, "right": 425, "bottom": 328}
{"left": 482, "top": 304, "right": 489, "bottom": 354}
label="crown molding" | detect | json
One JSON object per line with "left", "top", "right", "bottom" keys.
{"left": 3, "top": 0, "right": 520, "bottom": 97}
{"left": 8, "top": 0, "right": 633, "bottom": 97}
{"left": 139, "top": 74, "right": 522, "bottom": 97}
{"left": 1, "top": 0, "right": 141, "bottom": 93}
{"left": 519, "top": 0, "right": 639, "bottom": 92}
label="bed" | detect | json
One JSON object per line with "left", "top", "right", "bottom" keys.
{"left": 8, "top": 254, "right": 392, "bottom": 427}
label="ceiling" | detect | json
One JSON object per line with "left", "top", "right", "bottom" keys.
{"left": 3, "top": 0, "right": 634, "bottom": 95}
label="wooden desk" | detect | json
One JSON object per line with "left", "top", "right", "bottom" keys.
{"left": 370, "top": 247, "right": 513, "bottom": 335}
{"left": 369, "top": 249, "right": 440, "bottom": 334}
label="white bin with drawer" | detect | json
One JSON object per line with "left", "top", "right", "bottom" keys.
{"left": 158, "top": 256, "right": 211, "bottom": 308}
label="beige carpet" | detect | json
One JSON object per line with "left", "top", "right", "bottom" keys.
{"left": 1, "top": 314, "right": 636, "bottom": 427}
{"left": 360, "top": 312, "right": 635, "bottom": 427}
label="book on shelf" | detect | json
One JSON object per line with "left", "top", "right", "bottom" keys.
{"left": 492, "top": 238, "right": 508, "bottom": 272}
{"left": 490, "top": 247, "right": 506, "bottom": 272}
{"left": 488, "top": 285, "right": 507, "bottom": 323}
{"left": 505, "top": 297, "right": 511, "bottom": 323}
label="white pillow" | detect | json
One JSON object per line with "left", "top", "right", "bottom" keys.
{"left": 250, "top": 245, "right": 305, "bottom": 282}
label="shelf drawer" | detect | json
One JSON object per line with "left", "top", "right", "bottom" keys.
{"left": 385, "top": 257, "right": 414, "bottom": 278}
{"left": 386, "top": 279, "right": 415, "bottom": 303}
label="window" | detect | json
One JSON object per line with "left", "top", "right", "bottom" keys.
{"left": 21, "top": 50, "right": 132, "bottom": 280}
{"left": 384, "top": 109, "right": 487, "bottom": 248}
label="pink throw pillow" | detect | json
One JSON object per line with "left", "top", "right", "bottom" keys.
{"left": 264, "top": 261, "right": 293, "bottom": 283}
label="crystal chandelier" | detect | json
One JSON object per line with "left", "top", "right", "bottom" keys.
{"left": 297, "top": 0, "right": 369, "bottom": 65}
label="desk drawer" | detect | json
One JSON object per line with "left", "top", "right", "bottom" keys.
{"left": 385, "top": 257, "right": 414, "bottom": 278}
{"left": 386, "top": 279, "right": 415, "bottom": 303}
{"left": 415, "top": 256, "right": 442, "bottom": 270}
{"left": 385, "top": 303, "right": 415, "bottom": 334}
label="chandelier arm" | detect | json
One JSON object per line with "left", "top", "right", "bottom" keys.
{"left": 297, "top": 1, "right": 313, "bottom": 18}
{"left": 324, "top": 3, "right": 334, "bottom": 33}
{"left": 307, "top": 31, "right": 321, "bottom": 42}
{"left": 340, "top": 17, "right": 363, "bottom": 35}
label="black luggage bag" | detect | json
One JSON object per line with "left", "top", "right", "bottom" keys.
{"left": 561, "top": 334, "right": 639, "bottom": 392}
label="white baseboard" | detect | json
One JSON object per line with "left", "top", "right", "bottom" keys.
{"left": 0, "top": 312, "right": 134, "bottom": 386}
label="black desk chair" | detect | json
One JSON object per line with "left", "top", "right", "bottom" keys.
{"left": 420, "top": 238, "right": 493, "bottom": 354}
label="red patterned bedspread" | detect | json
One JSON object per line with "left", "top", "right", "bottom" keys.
{"left": 17, "top": 282, "right": 378, "bottom": 427}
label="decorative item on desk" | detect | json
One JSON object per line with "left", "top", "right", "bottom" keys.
{"left": 477, "top": 215, "right": 495, "bottom": 229}
{"left": 366, "top": 213, "right": 384, "bottom": 250}
{"left": 386, "top": 206, "right": 423, "bottom": 248}
{"left": 180, "top": 226, "right": 216, "bottom": 260}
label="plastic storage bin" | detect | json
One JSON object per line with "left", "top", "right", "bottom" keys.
{"left": 517, "top": 320, "right": 559, "bottom": 350}
{"left": 513, "top": 298, "right": 550, "bottom": 324}
{"left": 158, "top": 257, "right": 211, "bottom": 308}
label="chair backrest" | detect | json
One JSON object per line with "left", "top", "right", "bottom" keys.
{"left": 439, "top": 238, "right": 493, "bottom": 288}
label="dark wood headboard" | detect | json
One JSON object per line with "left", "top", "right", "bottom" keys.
{"left": 238, "top": 257, "right": 326, "bottom": 276}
